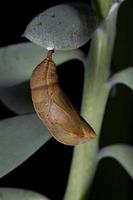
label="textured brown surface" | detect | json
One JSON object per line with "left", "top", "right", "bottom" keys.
{"left": 30, "top": 50, "right": 96, "bottom": 145}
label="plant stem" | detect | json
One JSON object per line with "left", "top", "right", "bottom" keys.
{"left": 64, "top": 3, "right": 121, "bottom": 200}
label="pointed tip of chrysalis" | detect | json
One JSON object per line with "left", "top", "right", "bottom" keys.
{"left": 45, "top": 49, "right": 55, "bottom": 62}
{"left": 89, "top": 130, "right": 96, "bottom": 139}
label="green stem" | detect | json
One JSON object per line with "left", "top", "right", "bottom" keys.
{"left": 64, "top": 3, "right": 121, "bottom": 200}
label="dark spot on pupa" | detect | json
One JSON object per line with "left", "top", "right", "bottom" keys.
{"left": 51, "top": 15, "right": 55, "bottom": 18}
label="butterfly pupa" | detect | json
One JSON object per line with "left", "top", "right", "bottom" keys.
{"left": 30, "top": 50, "right": 96, "bottom": 145}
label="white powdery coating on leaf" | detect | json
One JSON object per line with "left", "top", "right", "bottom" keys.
{"left": 23, "top": 2, "right": 99, "bottom": 50}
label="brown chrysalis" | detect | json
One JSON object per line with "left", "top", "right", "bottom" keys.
{"left": 30, "top": 50, "right": 96, "bottom": 145}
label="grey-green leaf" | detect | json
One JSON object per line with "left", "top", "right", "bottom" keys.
{"left": 23, "top": 2, "right": 99, "bottom": 50}
{"left": 0, "top": 188, "right": 49, "bottom": 200}
{"left": 0, "top": 114, "right": 51, "bottom": 178}
{"left": 0, "top": 81, "right": 34, "bottom": 114}
{"left": 0, "top": 42, "right": 85, "bottom": 87}
{"left": 97, "top": 144, "right": 133, "bottom": 178}
{"left": 108, "top": 67, "right": 133, "bottom": 90}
